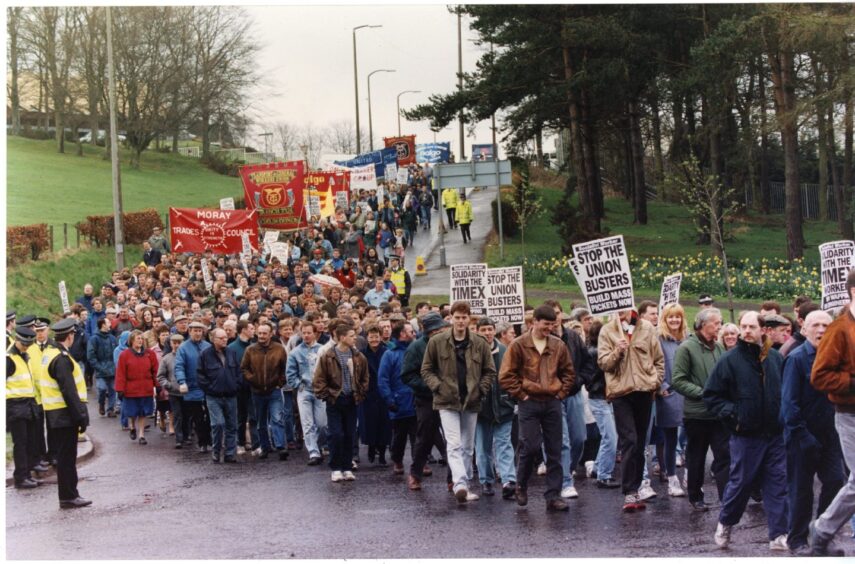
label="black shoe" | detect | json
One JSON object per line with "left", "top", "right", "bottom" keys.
{"left": 482, "top": 483, "right": 495, "bottom": 496}
{"left": 59, "top": 497, "right": 92, "bottom": 509}
{"left": 106, "top": 409, "right": 117, "bottom": 418}
{"left": 547, "top": 499, "right": 570, "bottom": 512}
{"left": 223, "top": 455, "right": 238, "bottom": 463}
{"left": 502, "top": 482, "right": 516, "bottom": 500}
{"left": 31, "top": 464, "right": 49, "bottom": 473}
{"left": 14, "top": 479, "right": 39, "bottom": 489}
{"left": 278, "top": 450, "right": 289, "bottom": 461}
{"left": 307, "top": 455, "right": 321, "bottom": 466}
{"left": 28, "top": 475, "right": 44, "bottom": 484}
{"left": 427, "top": 454, "right": 436, "bottom": 463}
{"left": 809, "top": 521, "right": 845, "bottom": 557}
{"left": 211, "top": 453, "right": 221, "bottom": 464}
{"left": 690, "top": 500, "right": 709, "bottom": 512}
{"left": 790, "top": 545, "right": 812, "bottom": 557}
{"left": 258, "top": 449, "right": 269, "bottom": 460}
{"left": 596, "top": 478, "right": 620, "bottom": 489}
{"left": 98, "top": 405, "right": 105, "bottom": 416}
{"left": 516, "top": 487, "right": 528, "bottom": 507}
{"left": 138, "top": 437, "right": 147, "bottom": 445}
{"left": 129, "top": 429, "right": 137, "bottom": 440}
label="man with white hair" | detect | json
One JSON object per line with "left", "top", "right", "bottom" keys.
{"left": 782, "top": 310, "right": 845, "bottom": 555}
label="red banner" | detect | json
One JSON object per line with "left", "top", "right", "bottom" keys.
{"left": 169, "top": 208, "right": 259, "bottom": 254}
{"left": 384, "top": 135, "right": 416, "bottom": 166}
{"left": 304, "top": 170, "right": 351, "bottom": 218}
{"left": 240, "top": 161, "right": 307, "bottom": 231}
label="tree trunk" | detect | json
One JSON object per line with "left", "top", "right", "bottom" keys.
{"left": 814, "top": 59, "right": 829, "bottom": 221}
{"left": 758, "top": 61, "right": 771, "bottom": 214}
{"left": 580, "top": 87, "right": 603, "bottom": 220}
{"left": 9, "top": 8, "right": 22, "bottom": 135}
{"left": 829, "top": 107, "right": 845, "bottom": 234}
{"left": 650, "top": 91, "right": 665, "bottom": 196}
{"left": 768, "top": 49, "right": 804, "bottom": 259}
{"left": 628, "top": 99, "right": 647, "bottom": 225}
{"left": 622, "top": 119, "right": 634, "bottom": 201}
{"left": 201, "top": 110, "right": 211, "bottom": 158}
{"left": 562, "top": 46, "right": 596, "bottom": 233}
{"left": 535, "top": 130, "right": 544, "bottom": 168}
{"left": 843, "top": 48, "right": 855, "bottom": 240}
{"left": 172, "top": 130, "right": 180, "bottom": 153}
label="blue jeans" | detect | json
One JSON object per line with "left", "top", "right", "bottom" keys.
{"left": 297, "top": 388, "right": 327, "bottom": 457}
{"left": 559, "top": 393, "right": 587, "bottom": 488}
{"left": 282, "top": 390, "right": 296, "bottom": 444}
{"left": 96, "top": 377, "right": 117, "bottom": 412}
{"left": 475, "top": 418, "right": 516, "bottom": 486}
{"left": 206, "top": 395, "right": 238, "bottom": 457}
{"left": 719, "top": 434, "right": 788, "bottom": 540}
{"left": 419, "top": 206, "right": 431, "bottom": 229}
{"left": 677, "top": 424, "right": 687, "bottom": 456}
{"left": 252, "top": 390, "right": 285, "bottom": 452}
{"left": 588, "top": 398, "right": 617, "bottom": 480}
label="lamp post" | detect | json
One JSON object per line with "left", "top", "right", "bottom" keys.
{"left": 352, "top": 24, "right": 381, "bottom": 155}
{"left": 260, "top": 131, "right": 272, "bottom": 161}
{"left": 396, "top": 90, "right": 421, "bottom": 136}
{"left": 367, "top": 68, "right": 395, "bottom": 151}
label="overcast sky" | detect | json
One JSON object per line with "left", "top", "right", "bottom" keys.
{"left": 243, "top": 4, "right": 552, "bottom": 160}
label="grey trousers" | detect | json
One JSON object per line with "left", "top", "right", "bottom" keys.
{"left": 814, "top": 412, "right": 855, "bottom": 539}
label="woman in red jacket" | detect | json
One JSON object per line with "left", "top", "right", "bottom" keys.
{"left": 116, "top": 330, "right": 159, "bottom": 445}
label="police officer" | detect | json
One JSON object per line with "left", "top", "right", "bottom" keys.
{"left": 28, "top": 317, "right": 56, "bottom": 467}
{"left": 6, "top": 326, "right": 43, "bottom": 489}
{"left": 42, "top": 318, "right": 92, "bottom": 509}
{"left": 388, "top": 257, "right": 411, "bottom": 307}
{"left": 6, "top": 310, "right": 16, "bottom": 348}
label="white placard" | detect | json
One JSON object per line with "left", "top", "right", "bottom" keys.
{"left": 241, "top": 232, "right": 252, "bottom": 257}
{"left": 335, "top": 190, "right": 349, "bottom": 211}
{"left": 384, "top": 163, "right": 398, "bottom": 182}
{"left": 350, "top": 164, "right": 377, "bottom": 191}
{"left": 240, "top": 255, "right": 250, "bottom": 275}
{"left": 269, "top": 242, "right": 290, "bottom": 264}
{"left": 219, "top": 197, "right": 235, "bottom": 210}
{"left": 262, "top": 230, "right": 279, "bottom": 257}
{"left": 659, "top": 273, "right": 682, "bottom": 312}
{"left": 571, "top": 235, "right": 634, "bottom": 317}
{"left": 58, "top": 280, "right": 70, "bottom": 314}
{"left": 449, "top": 263, "right": 488, "bottom": 316}
{"left": 305, "top": 193, "right": 321, "bottom": 219}
{"left": 200, "top": 258, "right": 213, "bottom": 291}
{"left": 486, "top": 266, "right": 525, "bottom": 324}
{"left": 396, "top": 167, "right": 410, "bottom": 186}
{"left": 819, "top": 240, "right": 855, "bottom": 311}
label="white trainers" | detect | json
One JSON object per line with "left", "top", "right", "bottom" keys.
{"left": 560, "top": 486, "right": 579, "bottom": 499}
{"left": 714, "top": 522, "right": 732, "bottom": 548}
{"left": 236, "top": 446, "right": 245, "bottom": 455}
{"left": 769, "top": 534, "right": 789, "bottom": 551}
{"left": 676, "top": 453, "right": 685, "bottom": 467}
{"left": 638, "top": 479, "right": 657, "bottom": 501}
{"left": 585, "top": 460, "right": 595, "bottom": 478}
{"left": 537, "top": 462, "right": 547, "bottom": 476}
{"left": 668, "top": 475, "right": 686, "bottom": 497}
{"left": 465, "top": 492, "right": 480, "bottom": 501}
{"left": 331, "top": 471, "right": 344, "bottom": 482}
{"left": 252, "top": 447, "right": 263, "bottom": 457}
{"left": 342, "top": 471, "right": 356, "bottom": 481}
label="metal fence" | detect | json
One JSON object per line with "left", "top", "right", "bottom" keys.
{"left": 745, "top": 182, "right": 844, "bottom": 220}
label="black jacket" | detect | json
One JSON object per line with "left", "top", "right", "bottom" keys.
{"left": 703, "top": 338, "right": 784, "bottom": 437}
{"left": 197, "top": 346, "right": 242, "bottom": 398}
{"left": 401, "top": 334, "right": 433, "bottom": 400}
{"left": 560, "top": 327, "right": 595, "bottom": 396}
{"left": 585, "top": 345, "right": 607, "bottom": 400}
{"left": 45, "top": 346, "right": 90, "bottom": 430}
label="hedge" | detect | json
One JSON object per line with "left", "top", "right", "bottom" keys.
{"left": 6, "top": 223, "right": 50, "bottom": 265}
{"left": 78, "top": 208, "right": 163, "bottom": 247}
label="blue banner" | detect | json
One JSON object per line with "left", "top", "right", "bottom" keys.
{"left": 471, "top": 144, "right": 495, "bottom": 162}
{"left": 416, "top": 142, "right": 451, "bottom": 164}
{"left": 334, "top": 147, "right": 398, "bottom": 179}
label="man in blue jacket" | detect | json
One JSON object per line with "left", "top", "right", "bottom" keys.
{"left": 781, "top": 310, "right": 845, "bottom": 555}
{"left": 198, "top": 328, "right": 242, "bottom": 464}
{"left": 378, "top": 319, "right": 416, "bottom": 476}
{"left": 286, "top": 320, "right": 326, "bottom": 465}
{"left": 175, "top": 321, "right": 212, "bottom": 453}
{"left": 703, "top": 311, "right": 788, "bottom": 552}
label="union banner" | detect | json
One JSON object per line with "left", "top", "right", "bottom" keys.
{"left": 169, "top": 208, "right": 259, "bottom": 254}
{"left": 240, "top": 161, "right": 307, "bottom": 231}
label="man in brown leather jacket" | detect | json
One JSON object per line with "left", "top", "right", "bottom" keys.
{"left": 314, "top": 322, "right": 369, "bottom": 483}
{"left": 499, "top": 304, "right": 575, "bottom": 512}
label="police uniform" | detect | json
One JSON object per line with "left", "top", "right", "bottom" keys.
{"left": 28, "top": 318, "right": 55, "bottom": 465}
{"left": 6, "top": 310, "right": 16, "bottom": 349}
{"left": 44, "top": 318, "right": 91, "bottom": 508}
{"left": 389, "top": 262, "right": 411, "bottom": 307}
{"left": 6, "top": 327, "right": 41, "bottom": 488}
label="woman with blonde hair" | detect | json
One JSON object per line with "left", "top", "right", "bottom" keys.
{"left": 657, "top": 302, "right": 688, "bottom": 497}
{"left": 718, "top": 322, "right": 739, "bottom": 350}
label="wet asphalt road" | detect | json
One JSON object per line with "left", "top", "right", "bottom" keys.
{"left": 7, "top": 395, "right": 855, "bottom": 559}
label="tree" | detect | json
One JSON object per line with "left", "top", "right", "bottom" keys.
{"left": 297, "top": 125, "right": 325, "bottom": 170}
{"left": 274, "top": 121, "right": 299, "bottom": 160}
{"left": 8, "top": 8, "right": 23, "bottom": 135}
{"left": 324, "top": 119, "right": 364, "bottom": 154}
{"left": 508, "top": 169, "right": 543, "bottom": 257}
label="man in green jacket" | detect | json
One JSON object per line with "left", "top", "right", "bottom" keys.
{"left": 671, "top": 307, "right": 728, "bottom": 512}
{"left": 422, "top": 301, "right": 496, "bottom": 504}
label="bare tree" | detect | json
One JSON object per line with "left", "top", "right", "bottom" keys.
{"left": 74, "top": 8, "right": 106, "bottom": 146}
{"left": 274, "top": 121, "right": 298, "bottom": 160}
{"left": 8, "top": 8, "right": 23, "bottom": 135}
{"left": 297, "top": 124, "right": 326, "bottom": 170}
{"left": 324, "top": 119, "right": 362, "bottom": 154}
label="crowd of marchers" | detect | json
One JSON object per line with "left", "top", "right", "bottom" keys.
{"left": 6, "top": 207, "right": 855, "bottom": 556}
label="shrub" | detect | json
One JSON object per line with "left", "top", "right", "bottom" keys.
{"left": 6, "top": 224, "right": 50, "bottom": 265}
{"left": 491, "top": 187, "right": 518, "bottom": 238}
{"left": 200, "top": 153, "right": 241, "bottom": 177}
{"left": 78, "top": 208, "right": 163, "bottom": 247}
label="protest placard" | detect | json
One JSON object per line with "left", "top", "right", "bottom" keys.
{"left": 241, "top": 232, "right": 252, "bottom": 258}
{"left": 269, "top": 242, "right": 290, "bottom": 264}
{"left": 219, "top": 197, "right": 235, "bottom": 210}
{"left": 200, "top": 258, "right": 213, "bottom": 291}
{"left": 396, "top": 167, "right": 410, "bottom": 186}
{"left": 659, "top": 273, "right": 682, "bottom": 311}
{"left": 350, "top": 164, "right": 377, "bottom": 191}
{"left": 240, "top": 255, "right": 250, "bottom": 275}
{"left": 486, "top": 266, "right": 525, "bottom": 324}
{"left": 335, "top": 190, "right": 349, "bottom": 211}
{"left": 58, "top": 281, "right": 70, "bottom": 314}
{"left": 450, "top": 263, "right": 487, "bottom": 315}
{"left": 819, "top": 240, "right": 855, "bottom": 310}
{"left": 305, "top": 194, "right": 322, "bottom": 219}
{"left": 384, "top": 163, "right": 398, "bottom": 183}
{"left": 334, "top": 147, "right": 397, "bottom": 179}
{"left": 571, "top": 235, "right": 634, "bottom": 316}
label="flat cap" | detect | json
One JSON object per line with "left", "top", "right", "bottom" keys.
{"left": 16, "top": 314, "right": 36, "bottom": 328}
{"left": 188, "top": 321, "right": 207, "bottom": 330}
{"left": 15, "top": 326, "right": 36, "bottom": 344}
{"left": 420, "top": 312, "right": 450, "bottom": 334}
{"left": 698, "top": 294, "right": 714, "bottom": 305}
{"left": 51, "top": 318, "right": 77, "bottom": 337}
{"left": 172, "top": 315, "right": 189, "bottom": 324}
{"left": 762, "top": 313, "right": 790, "bottom": 328}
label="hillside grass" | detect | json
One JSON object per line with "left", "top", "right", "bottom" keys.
{"left": 6, "top": 136, "right": 242, "bottom": 228}
{"left": 485, "top": 184, "right": 840, "bottom": 269}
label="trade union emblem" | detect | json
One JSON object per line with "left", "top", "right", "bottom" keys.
{"left": 262, "top": 184, "right": 285, "bottom": 207}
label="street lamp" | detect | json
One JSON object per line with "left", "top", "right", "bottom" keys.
{"left": 367, "top": 68, "right": 395, "bottom": 151}
{"left": 260, "top": 131, "right": 272, "bottom": 161}
{"left": 352, "top": 24, "right": 381, "bottom": 155}
{"left": 396, "top": 90, "right": 421, "bottom": 136}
